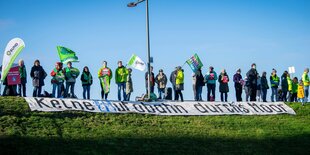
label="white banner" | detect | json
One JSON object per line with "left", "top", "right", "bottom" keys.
{"left": 1, "top": 38, "right": 25, "bottom": 82}
{"left": 24, "top": 97, "right": 296, "bottom": 115}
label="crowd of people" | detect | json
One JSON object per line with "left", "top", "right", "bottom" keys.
{"left": 2, "top": 60, "right": 309, "bottom": 105}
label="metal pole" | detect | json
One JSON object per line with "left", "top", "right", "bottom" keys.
{"left": 146, "top": 0, "right": 151, "bottom": 99}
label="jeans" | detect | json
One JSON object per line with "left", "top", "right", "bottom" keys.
{"left": 125, "top": 93, "right": 131, "bottom": 101}
{"left": 207, "top": 84, "right": 216, "bottom": 101}
{"left": 304, "top": 86, "right": 309, "bottom": 102}
{"left": 220, "top": 92, "right": 228, "bottom": 102}
{"left": 65, "top": 82, "right": 75, "bottom": 98}
{"left": 100, "top": 82, "right": 109, "bottom": 100}
{"left": 256, "top": 89, "right": 261, "bottom": 102}
{"left": 195, "top": 85, "right": 203, "bottom": 101}
{"left": 18, "top": 83, "right": 26, "bottom": 97}
{"left": 249, "top": 85, "right": 257, "bottom": 101}
{"left": 52, "top": 83, "right": 63, "bottom": 98}
{"left": 158, "top": 88, "right": 165, "bottom": 99}
{"left": 235, "top": 83, "right": 242, "bottom": 102}
{"left": 83, "top": 85, "right": 91, "bottom": 99}
{"left": 271, "top": 87, "right": 278, "bottom": 102}
{"left": 117, "top": 82, "right": 126, "bottom": 101}
{"left": 33, "top": 86, "right": 42, "bottom": 97}
{"left": 282, "top": 90, "right": 288, "bottom": 102}
{"left": 261, "top": 89, "right": 267, "bottom": 102}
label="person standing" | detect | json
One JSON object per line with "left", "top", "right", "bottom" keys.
{"left": 281, "top": 71, "right": 289, "bottom": 102}
{"left": 30, "top": 60, "right": 47, "bottom": 97}
{"left": 204, "top": 66, "right": 217, "bottom": 101}
{"left": 175, "top": 66, "right": 184, "bottom": 102}
{"left": 302, "top": 68, "right": 309, "bottom": 102}
{"left": 125, "top": 68, "right": 133, "bottom": 101}
{"left": 81, "top": 66, "right": 93, "bottom": 99}
{"left": 246, "top": 63, "right": 258, "bottom": 101}
{"left": 145, "top": 66, "right": 155, "bottom": 94}
{"left": 261, "top": 72, "right": 269, "bottom": 102}
{"left": 233, "top": 69, "right": 243, "bottom": 102}
{"left": 170, "top": 67, "right": 178, "bottom": 100}
{"left": 290, "top": 77, "right": 298, "bottom": 102}
{"left": 98, "top": 61, "right": 113, "bottom": 100}
{"left": 218, "top": 69, "right": 229, "bottom": 102}
{"left": 51, "top": 62, "right": 65, "bottom": 98}
{"left": 256, "top": 74, "right": 262, "bottom": 102}
{"left": 63, "top": 61, "right": 80, "bottom": 98}
{"left": 155, "top": 69, "right": 167, "bottom": 99}
{"left": 18, "top": 59, "right": 27, "bottom": 97}
{"left": 298, "top": 80, "right": 305, "bottom": 105}
{"left": 194, "top": 68, "right": 204, "bottom": 101}
{"left": 115, "top": 61, "right": 128, "bottom": 101}
{"left": 270, "top": 69, "right": 280, "bottom": 102}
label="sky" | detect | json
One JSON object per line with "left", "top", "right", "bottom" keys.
{"left": 0, "top": 0, "right": 309, "bottom": 101}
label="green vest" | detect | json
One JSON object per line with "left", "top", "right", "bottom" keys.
{"left": 271, "top": 75, "right": 279, "bottom": 87}
{"left": 19, "top": 66, "right": 27, "bottom": 78}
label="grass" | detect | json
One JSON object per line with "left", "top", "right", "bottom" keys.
{"left": 0, "top": 96, "right": 309, "bottom": 155}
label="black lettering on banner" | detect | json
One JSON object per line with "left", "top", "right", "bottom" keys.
{"left": 121, "top": 102, "right": 130, "bottom": 111}
{"left": 154, "top": 105, "right": 167, "bottom": 113}
{"left": 173, "top": 105, "right": 188, "bottom": 113}
{"left": 247, "top": 103, "right": 264, "bottom": 113}
{"left": 260, "top": 104, "right": 272, "bottom": 113}
{"left": 161, "top": 103, "right": 175, "bottom": 113}
{"left": 238, "top": 104, "right": 250, "bottom": 113}
{"left": 133, "top": 104, "right": 145, "bottom": 112}
{"left": 215, "top": 104, "right": 224, "bottom": 112}
{"left": 71, "top": 101, "right": 84, "bottom": 110}
{"left": 222, "top": 104, "right": 235, "bottom": 113}
{"left": 61, "top": 99, "right": 72, "bottom": 109}
{"left": 113, "top": 103, "right": 127, "bottom": 112}
{"left": 50, "top": 99, "right": 61, "bottom": 108}
{"left": 230, "top": 104, "right": 242, "bottom": 113}
{"left": 194, "top": 103, "right": 208, "bottom": 113}
{"left": 269, "top": 104, "right": 283, "bottom": 112}
{"left": 83, "top": 102, "right": 95, "bottom": 111}
{"left": 205, "top": 104, "right": 220, "bottom": 113}
{"left": 34, "top": 98, "right": 50, "bottom": 108}
{"left": 277, "top": 104, "right": 287, "bottom": 112}
{"left": 142, "top": 103, "right": 155, "bottom": 113}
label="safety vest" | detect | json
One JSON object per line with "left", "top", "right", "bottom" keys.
{"left": 302, "top": 72, "right": 309, "bottom": 86}
{"left": 271, "top": 75, "right": 279, "bottom": 87}
{"left": 297, "top": 84, "right": 305, "bottom": 99}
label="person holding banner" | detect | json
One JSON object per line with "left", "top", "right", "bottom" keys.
{"left": 81, "top": 66, "right": 93, "bottom": 99}
{"left": 270, "top": 69, "right": 280, "bottom": 102}
{"left": 98, "top": 61, "right": 112, "bottom": 100}
{"left": 18, "top": 59, "right": 27, "bottom": 97}
{"left": 115, "top": 61, "right": 128, "bottom": 101}
{"left": 30, "top": 60, "right": 47, "bottom": 97}
{"left": 155, "top": 69, "right": 167, "bottom": 100}
{"left": 125, "top": 68, "right": 133, "bottom": 101}
{"left": 63, "top": 61, "right": 80, "bottom": 98}
{"left": 175, "top": 66, "right": 184, "bottom": 102}
{"left": 233, "top": 69, "right": 243, "bottom": 102}
{"left": 302, "top": 68, "right": 309, "bottom": 102}
{"left": 51, "top": 62, "right": 65, "bottom": 98}
{"left": 204, "top": 66, "right": 217, "bottom": 101}
{"left": 219, "top": 69, "right": 229, "bottom": 102}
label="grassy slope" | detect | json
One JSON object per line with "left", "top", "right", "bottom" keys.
{"left": 0, "top": 97, "right": 309, "bottom": 155}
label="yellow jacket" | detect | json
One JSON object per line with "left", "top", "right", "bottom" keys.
{"left": 176, "top": 70, "right": 184, "bottom": 85}
{"left": 302, "top": 72, "right": 309, "bottom": 86}
{"left": 297, "top": 84, "right": 304, "bottom": 99}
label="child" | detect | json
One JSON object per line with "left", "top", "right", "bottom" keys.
{"left": 290, "top": 77, "right": 298, "bottom": 102}
{"left": 297, "top": 80, "right": 305, "bottom": 106}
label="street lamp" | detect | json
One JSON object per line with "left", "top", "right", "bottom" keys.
{"left": 127, "top": 0, "right": 152, "bottom": 99}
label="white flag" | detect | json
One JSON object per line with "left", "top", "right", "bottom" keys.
{"left": 127, "top": 54, "right": 146, "bottom": 71}
{"left": 1, "top": 38, "right": 25, "bottom": 82}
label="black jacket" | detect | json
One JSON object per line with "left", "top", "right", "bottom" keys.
{"left": 30, "top": 65, "right": 47, "bottom": 87}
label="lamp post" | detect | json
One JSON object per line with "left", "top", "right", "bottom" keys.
{"left": 127, "top": 0, "right": 151, "bottom": 99}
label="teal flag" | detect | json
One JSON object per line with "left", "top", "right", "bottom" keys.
{"left": 186, "top": 53, "right": 203, "bottom": 72}
{"left": 57, "top": 46, "right": 79, "bottom": 64}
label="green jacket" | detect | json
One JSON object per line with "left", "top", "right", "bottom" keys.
{"left": 64, "top": 67, "right": 80, "bottom": 82}
{"left": 115, "top": 66, "right": 128, "bottom": 83}
{"left": 51, "top": 68, "right": 65, "bottom": 83}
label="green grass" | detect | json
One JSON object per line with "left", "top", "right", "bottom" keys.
{"left": 0, "top": 96, "right": 309, "bottom": 155}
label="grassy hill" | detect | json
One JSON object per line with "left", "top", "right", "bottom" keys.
{"left": 0, "top": 97, "right": 309, "bottom": 155}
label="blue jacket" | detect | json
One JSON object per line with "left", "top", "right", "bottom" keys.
{"left": 204, "top": 71, "right": 217, "bottom": 85}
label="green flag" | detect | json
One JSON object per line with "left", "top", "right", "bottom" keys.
{"left": 57, "top": 46, "right": 79, "bottom": 64}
